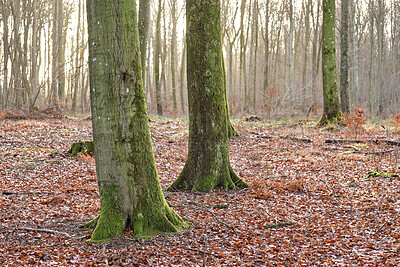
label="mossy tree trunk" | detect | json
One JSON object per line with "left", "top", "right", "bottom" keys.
{"left": 86, "top": 0, "right": 187, "bottom": 242}
{"left": 318, "top": 0, "right": 341, "bottom": 126}
{"left": 167, "top": 0, "right": 248, "bottom": 193}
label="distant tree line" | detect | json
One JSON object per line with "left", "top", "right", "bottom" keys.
{"left": 1, "top": 0, "right": 399, "bottom": 118}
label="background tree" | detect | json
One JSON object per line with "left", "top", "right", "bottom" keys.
{"left": 154, "top": 0, "right": 163, "bottom": 116}
{"left": 169, "top": 0, "right": 178, "bottom": 112}
{"left": 168, "top": 0, "right": 248, "bottom": 193}
{"left": 318, "top": 0, "right": 341, "bottom": 126}
{"left": 340, "top": 0, "right": 350, "bottom": 113}
{"left": 86, "top": 0, "right": 187, "bottom": 241}
{"left": 138, "top": 0, "right": 151, "bottom": 92}
{"left": 0, "top": 0, "right": 398, "bottom": 120}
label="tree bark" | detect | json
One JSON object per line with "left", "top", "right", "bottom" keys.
{"left": 86, "top": 0, "right": 187, "bottom": 241}
{"left": 318, "top": 0, "right": 341, "bottom": 126}
{"left": 368, "top": 0, "right": 375, "bottom": 115}
{"left": 288, "top": 0, "right": 294, "bottom": 114}
{"left": 0, "top": 0, "right": 10, "bottom": 109}
{"left": 302, "top": 0, "right": 311, "bottom": 111}
{"left": 311, "top": 0, "right": 321, "bottom": 111}
{"left": 138, "top": 0, "right": 150, "bottom": 92}
{"left": 340, "top": 0, "right": 350, "bottom": 113}
{"left": 170, "top": 0, "right": 178, "bottom": 112}
{"left": 263, "top": 0, "right": 270, "bottom": 114}
{"left": 179, "top": 32, "right": 186, "bottom": 114}
{"left": 168, "top": 0, "right": 248, "bottom": 193}
{"left": 154, "top": 0, "right": 163, "bottom": 116}
{"left": 377, "top": 0, "right": 385, "bottom": 116}
{"left": 72, "top": 0, "right": 82, "bottom": 112}
{"left": 349, "top": 0, "right": 358, "bottom": 106}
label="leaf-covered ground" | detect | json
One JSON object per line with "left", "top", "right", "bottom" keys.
{"left": 1, "top": 115, "right": 400, "bottom": 266}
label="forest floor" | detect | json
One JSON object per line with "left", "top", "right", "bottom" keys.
{"left": 1, "top": 111, "right": 400, "bottom": 266}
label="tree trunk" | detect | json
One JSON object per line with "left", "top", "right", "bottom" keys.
{"left": 51, "top": 0, "right": 60, "bottom": 108}
{"left": 288, "top": 0, "right": 294, "bottom": 114}
{"left": 368, "top": 0, "right": 375, "bottom": 115}
{"left": 263, "top": 0, "right": 270, "bottom": 114}
{"left": 349, "top": 0, "right": 358, "bottom": 106}
{"left": 29, "top": 0, "right": 40, "bottom": 112}
{"left": 239, "top": 0, "right": 247, "bottom": 112}
{"left": 57, "top": 0, "right": 66, "bottom": 108}
{"left": 86, "top": 0, "right": 187, "bottom": 241}
{"left": 311, "top": 0, "right": 321, "bottom": 110}
{"left": 318, "top": 0, "right": 341, "bottom": 126}
{"left": 170, "top": 0, "right": 178, "bottom": 112}
{"left": 340, "top": 0, "right": 350, "bottom": 113}
{"left": 154, "top": 0, "right": 163, "bottom": 116}
{"left": 138, "top": 0, "right": 150, "bottom": 92}
{"left": 72, "top": 0, "right": 82, "bottom": 112}
{"left": 179, "top": 33, "right": 186, "bottom": 114}
{"left": 12, "top": 0, "right": 22, "bottom": 107}
{"left": 302, "top": 0, "right": 311, "bottom": 111}
{"left": 377, "top": 0, "right": 385, "bottom": 116}
{"left": 252, "top": 0, "right": 259, "bottom": 111}
{"left": 1, "top": 0, "right": 10, "bottom": 109}
{"left": 168, "top": 0, "right": 248, "bottom": 193}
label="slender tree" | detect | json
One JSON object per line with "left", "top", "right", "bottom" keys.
{"left": 170, "top": 0, "right": 178, "bottom": 112}
{"left": 168, "top": 0, "right": 248, "bottom": 193}
{"left": 154, "top": 0, "right": 163, "bottom": 115}
{"left": 288, "top": 0, "right": 294, "bottom": 114}
{"left": 311, "top": 0, "right": 321, "bottom": 111}
{"left": 263, "top": 0, "right": 270, "bottom": 113}
{"left": 138, "top": 0, "right": 150, "bottom": 91}
{"left": 340, "top": 0, "right": 350, "bottom": 113}
{"left": 377, "top": 0, "right": 385, "bottom": 116}
{"left": 302, "top": 0, "right": 311, "bottom": 110}
{"left": 368, "top": 0, "right": 375, "bottom": 114}
{"left": 179, "top": 32, "right": 186, "bottom": 114}
{"left": 0, "top": 0, "right": 10, "bottom": 109}
{"left": 72, "top": 0, "right": 82, "bottom": 112}
{"left": 349, "top": 0, "right": 358, "bottom": 105}
{"left": 86, "top": 0, "right": 187, "bottom": 241}
{"left": 251, "top": 0, "right": 259, "bottom": 111}
{"left": 318, "top": 0, "right": 341, "bottom": 126}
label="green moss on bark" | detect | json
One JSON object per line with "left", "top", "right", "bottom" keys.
{"left": 167, "top": 0, "right": 247, "bottom": 193}
{"left": 87, "top": 0, "right": 187, "bottom": 242}
{"left": 319, "top": 0, "right": 341, "bottom": 127}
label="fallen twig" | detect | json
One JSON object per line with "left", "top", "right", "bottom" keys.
{"left": 325, "top": 139, "right": 365, "bottom": 144}
{"left": 280, "top": 135, "right": 313, "bottom": 143}
{"left": 5, "top": 200, "right": 28, "bottom": 219}
{"left": 16, "top": 131, "right": 43, "bottom": 148}
{"left": 14, "top": 226, "right": 72, "bottom": 238}
{"left": 364, "top": 149, "right": 394, "bottom": 155}
{"left": 325, "top": 139, "right": 400, "bottom": 147}
{"left": 187, "top": 200, "right": 236, "bottom": 233}
{"left": 183, "top": 247, "right": 221, "bottom": 258}
{"left": 265, "top": 175, "right": 288, "bottom": 180}
{"left": 2, "top": 191, "right": 55, "bottom": 195}
{"left": 169, "top": 199, "right": 229, "bottom": 209}
{"left": 202, "top": 225, "right": 208, "bottom": 267}
{"left": 263, "top": 221, "right": 294, "bottom": 229}
{"left": 376, "top": 215, "right": 400, "bottom": 234}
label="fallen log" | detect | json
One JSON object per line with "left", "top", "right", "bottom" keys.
{"left": 325, "top": 139, "right": 365, "bottom": 144}
{"left": 325, "top": 139, "right": 400, "bottom": 147}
